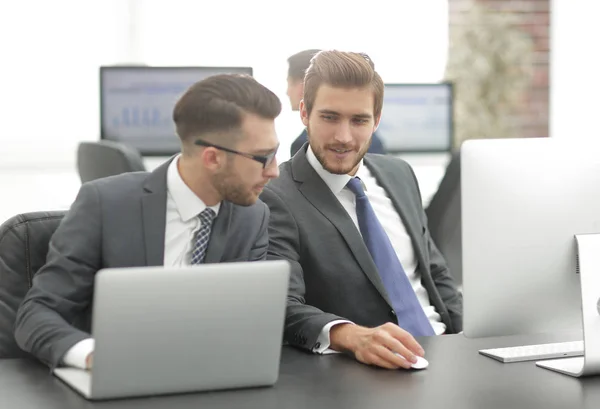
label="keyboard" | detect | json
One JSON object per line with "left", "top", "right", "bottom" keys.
{"left": 478, "top": 340, "right": 584, "bottom": 363}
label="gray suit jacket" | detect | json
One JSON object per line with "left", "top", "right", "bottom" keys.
{"left": 260, "top": 147, "right": 462, "bottom": 351}
{"left": 14, "top": 158, "right": 270, "bottom": 368}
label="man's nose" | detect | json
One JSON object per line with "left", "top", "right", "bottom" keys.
{"left": 264, "top": 158, "right": 280, "bottom": 179}
{"left": 333, "top": 121, "right": 353, "bottom": 144}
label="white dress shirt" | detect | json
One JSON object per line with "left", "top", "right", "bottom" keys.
{"left": 62, "top": 155, "right": 220, "bottom": 369}
{"left": 305, "top": 147, "right": 446, "bottom": 355}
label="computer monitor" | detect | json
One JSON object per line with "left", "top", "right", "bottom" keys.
{"left": 461, "top": 137, "right": 600, "bottom": 338}
{"left": 100, "top": 66, "right": 253, "bottom": 156}
{"left": 377, "top": 83, "right": 453, "bottom": 153}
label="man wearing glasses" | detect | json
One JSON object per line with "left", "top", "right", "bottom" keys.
{"left": 15, "top": 74, "right": 282, "bottom": 370}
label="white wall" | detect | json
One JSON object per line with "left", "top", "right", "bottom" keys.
{"left": 0, "top": 0, "right": 449, "bottom": 223}
{"left": 0, "top": 0, "right": 134, "bottom": 170}
{"left": 550, "top": 0, "right": 600, "bottom": 143}
{"left": 133, "top": 0, "right": 449, "bottom": 162}
{"left": 0, "top": 1, "right": 136, "bottom": 223}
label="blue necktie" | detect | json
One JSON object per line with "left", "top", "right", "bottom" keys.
{"left": 191, "top": 208, "right": 216, "bottom": 265}
{"left": 346, "top": 177, "right": 435, "bottom": 336}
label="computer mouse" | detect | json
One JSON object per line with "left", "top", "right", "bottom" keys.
{"left": 410, "top": 356, "right": 429, "bottom": 370}
{"left": 395, "top": 353, "right": 429, "bottom": 370}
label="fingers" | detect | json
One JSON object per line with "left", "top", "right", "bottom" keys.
{"left": 349, "top": 323, "right": 428, "bottom": 370}
{"left": 383, "top": 323, "right": 425, "bottom": 357}
{"left": 379, "top": 334, "right": 418, "bottom": 364}
{"left": 85, "top": 352, "right": 94, "bottom": 370}
{"left": 369, "top": 326, "right": 418, "bottom": 364}
{"left": 374, "top": 345, "right": 414, "bottom": 369}
{"left": 356, "top": 345, "right": 413, "bottom": 369}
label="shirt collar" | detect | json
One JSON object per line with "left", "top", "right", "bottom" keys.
{"left": 306, "top": 145, "right": 365, "bottom": 194}
{"left": 167, "top": 154, "right": 221, "bottom": 222}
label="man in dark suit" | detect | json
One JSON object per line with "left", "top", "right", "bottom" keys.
{"left": 15, "top": 74, "right": 282, "bottom": 370}
{"left": 261, "top": 50, "right": 462, "bottom": 370}
{"left": 286, "top": 49, "right": 386, "bottom": 157}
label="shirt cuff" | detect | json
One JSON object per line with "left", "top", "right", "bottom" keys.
{"left": 62, "top": 338, "right": 95, "bottom": 369}
{"left": 313, "top": 320, "right": 353, "bottom": 354}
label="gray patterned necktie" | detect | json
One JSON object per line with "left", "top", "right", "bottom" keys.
{"left": 190, "top": 208, "right": 216, "bottom": 265}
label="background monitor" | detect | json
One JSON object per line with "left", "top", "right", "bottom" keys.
{"left": 377, "top": 83, "right": 453, "bottom": 153}
{"left": 100, "top": 66, "right": 253, "bottom": 156}
{"left": 461, "top": 137, "right": 600, "bottom": 338}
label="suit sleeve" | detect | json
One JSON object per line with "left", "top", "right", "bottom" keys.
{"left": 247, "top": 202, "right": 270, "bottom": 261}
{"left": 424, "top": 227, "right": 463, "bottom": 332}
{"left": 14, "top": 182, "right": 103, "bottom": 368}
{"left": 261, "top": 186, "right": 344, "bottom": 351}
{"left": 407, "top": 165, "right": 463, "bottom": 333}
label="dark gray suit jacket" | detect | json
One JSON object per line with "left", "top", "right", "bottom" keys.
{"left": 14, "top": 159, "right": 270, "bottom": 368}
{"left": 260, "top": 147, "right": 462, "bottom": 351}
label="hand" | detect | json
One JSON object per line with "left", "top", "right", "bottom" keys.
{"left": 85, "top": 352, "right": 93, "bottom": 370}
{"left": 330, "top": 322, "right": 424, "bottom": 369}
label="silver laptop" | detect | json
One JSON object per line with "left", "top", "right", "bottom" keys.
{"left": 53, "top": 260, "right": 290, "bottom": 400}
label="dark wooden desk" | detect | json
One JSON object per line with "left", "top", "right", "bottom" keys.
{"left": 1, "top": 332, "right": 598, "bottom": 409}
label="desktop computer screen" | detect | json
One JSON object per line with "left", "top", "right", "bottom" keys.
{"left": 377, "top": 83, "right": 453, "bottom": 153}
{"left": 100, "top": 66, "right": 253, "bottom": 156}
{"left": 461, "top": 137, "right": 600, "bottom": 339}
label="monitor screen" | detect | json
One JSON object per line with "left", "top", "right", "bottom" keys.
{"left": 377, "top": 83, "right": 453, "bottom": 153}
{"left": 461, "top": 137, "right": 600, "bottom": 338}
{"left": 100, "top": 66, "right": 253, "bottom": 156}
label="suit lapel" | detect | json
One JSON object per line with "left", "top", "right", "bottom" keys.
{"left": 364, "top": 157, "right": 429, "bottom": 268}
{"left": 141, "top": 159, "right": 171, "bottom": 266}
{"left": 292, "top": 150, "right": 392, "bottom": 307}
{"left": 204, "top": 201, "right": 232, "bottom": 263}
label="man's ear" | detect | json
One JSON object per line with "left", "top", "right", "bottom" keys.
{"left": 373, "top": 114, "right": 381, "bottom": 132}
{"left": 200, "top": 147, "right": 224, "bottom": 171}
{"left": 300, "top": 100, "right": 309, "bottom": 127}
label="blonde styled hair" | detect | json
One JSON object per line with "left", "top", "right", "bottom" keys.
{"left": 303, "top": 50, "right": 384, "bottom": 118}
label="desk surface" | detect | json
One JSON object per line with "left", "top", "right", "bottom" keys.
{"left": 1, "top": 332, "right": 598, "bottom": 409}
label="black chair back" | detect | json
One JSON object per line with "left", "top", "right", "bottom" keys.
{"left": 0, "top": 211, "right": 66, "bottom": 358}
{"left": 426, "top": 152, "right": 462, "bottom": 286}
{"left": 77, "top": 140, "right": 146, "bottom": 183}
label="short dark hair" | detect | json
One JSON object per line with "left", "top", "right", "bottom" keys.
{"left": 287, "top": 49, "right": 321, "bottom": 81}
{"left": 173, "top": 74, "right": 281, "bottom": 146}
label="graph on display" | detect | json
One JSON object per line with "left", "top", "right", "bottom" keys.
{"left": 100, "top": 66, "right": 253, "bottom": 155}
{"left": 110, "top": 107, "right": 172, "bottom": 129}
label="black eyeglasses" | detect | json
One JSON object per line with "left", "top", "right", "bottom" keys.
{"left": 194, "top": 140, "right": 278, "bottom": 169}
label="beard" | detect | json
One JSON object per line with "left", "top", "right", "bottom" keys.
{"left": 307, "top": 125, "right": 371, "bottom": 175}
{"left": 212, "top": 164, "right": 257, "bottom": 207}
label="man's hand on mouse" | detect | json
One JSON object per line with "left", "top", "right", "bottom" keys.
{"left": 85, "top": 352, "right": 93, "bottom": 370}
{"left": 329, "top": 322, "right": 425, "bottom": 369}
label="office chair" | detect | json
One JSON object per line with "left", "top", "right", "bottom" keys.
{"left": 425, "top": 151, "right": 462, "bottom": 287}
{"left": 76, "top": 140, "right": 146, "bottom": 183}
{"left": 0, "top": 211, "right": 66, "bottom": 358}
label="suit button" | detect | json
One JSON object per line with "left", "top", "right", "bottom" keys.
{"left": 390, "top": 310, "right": 396, "bottom": 316}
{"left": 314, "top": 342, "right": 321, "bottom": 349}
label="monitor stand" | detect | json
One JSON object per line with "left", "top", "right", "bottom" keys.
{"left": 536, "top": 234, "right": 600, "bottom": 377}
